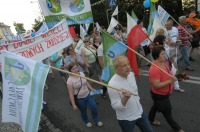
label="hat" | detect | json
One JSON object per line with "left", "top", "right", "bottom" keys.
{"left": 189, "top": 12, "right": 196, "bottom": 18}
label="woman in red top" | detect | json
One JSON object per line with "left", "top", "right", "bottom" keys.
{"left": 148, "top": 46, "right": 184, "bottom": 132}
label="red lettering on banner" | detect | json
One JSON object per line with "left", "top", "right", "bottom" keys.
{"left": 19, "top": 44, "right": 44, "bottom": 58}
{"left": 46, "top": 31, "right": 70, "bottom": 48}
{"left": 41, "top": 23, "right": 64, "bottom": 39}
{"left": 0, "top": 45, "right": 9, "bottom": 51}
{"left": 13, "top": 39, "right": 35, "bottom": 49}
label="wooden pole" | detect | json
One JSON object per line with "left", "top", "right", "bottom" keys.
{"left": 50, "top": 66, "right": 138, "bottom": 96}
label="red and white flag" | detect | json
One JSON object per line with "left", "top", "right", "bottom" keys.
{"left": 127, "top": 13, "right": 148, "bottom": 78}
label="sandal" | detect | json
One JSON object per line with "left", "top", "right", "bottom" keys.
{"left": 150, "top": 120, "right": 161, "bottom": 126}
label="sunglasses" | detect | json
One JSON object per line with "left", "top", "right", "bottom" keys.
{"left": 84, "top": 40, "right": 89, "bottom": 43}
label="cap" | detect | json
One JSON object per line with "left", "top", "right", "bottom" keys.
{"left": 189, "top": 12, "right": 196, "bottom": 18}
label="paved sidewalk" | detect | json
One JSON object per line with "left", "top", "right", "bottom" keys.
{"left": 0, "top": 97, "right": 62, "bottom": 132}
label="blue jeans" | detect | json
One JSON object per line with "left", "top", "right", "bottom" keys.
{"left": 178, "top": 45, "right": 190, "bottom": 69}
{"left": 76, "top": 94, "right": 99, "bottom": 124}
{"left": 118, "top": 112, "right": 153, "bottom": 132}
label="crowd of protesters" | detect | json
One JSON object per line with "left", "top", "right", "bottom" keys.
{"left": 38, "top": 10, "right": 200, "bottom": 132}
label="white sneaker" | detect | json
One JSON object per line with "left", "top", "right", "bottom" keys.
{"left": 97, "top": 121, "right": 103, "bottom": 127}
{"left": 86, "top": 122, "right": 92, "bottom": 127}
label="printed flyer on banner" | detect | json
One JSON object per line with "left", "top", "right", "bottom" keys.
{"left": 38, "top": 0, "right": 93, "bottom": 28}
{"left": 0, "top": 19, "right": 73, "bottom": 62}
{"left": 1, "top": 50, "right": 49, "bottom": 132}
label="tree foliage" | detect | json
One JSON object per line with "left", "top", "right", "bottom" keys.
{"left": 13, "top": 22, "right": 26, "bottom": 35}
{"left": 32, "top": 16, "right": 43, "bottom": 32}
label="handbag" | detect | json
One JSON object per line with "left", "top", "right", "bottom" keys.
{"left": 69, "top": 76, "right": 82, "bottom": 106}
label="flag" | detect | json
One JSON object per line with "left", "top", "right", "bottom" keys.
{"left": 127, "top": 13, "right": 148, "bottom": 78}
{"left": 1, "top": 50, "right": 49, "bottom": 132}
{"left": 107, "top": 17, "right": 119, "bottom": 33}
{"left": 157, "top": 5, "right": 170, "bottom": 26}
{"left": 69, "top": 26, "right": 77, "bottom": 38}
{"left": 96, "top": 22, "right": 101, "bottom": 32}
{"left": 131, "top": 10, "right": 138, "bottom": 22}
{"left": 148, "top": 15, "right": 166, "bottom": 44}
{"left": 35, "top": 22, "right": 49, "bottom": 36}
{"left": 101, "top": 30, "right": 127, "bottom": 82}
{"left": 147, "top": 4, "right": 158, "bottom": 34}
{"left": 84, "top": 23, "right": 90, "bottom": 32}
{"left": 112, "top": 6, "right": 118, "bottom": 16}
{"left": 38, "top": 0, "right": 93, "bottom": 28}
{"left": 74, "top": 39, "right": 84, "bottom": 54}
{"left": 80, "top": 25, "right": 87, "bottom": 39}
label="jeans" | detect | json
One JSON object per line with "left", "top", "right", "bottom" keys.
{"left": 118, "top": 112, "right": 153, "bottom": 132}
{"left": 178, "top": 45, "right": 190, "bottom": 69}
{"left": 148, "top": 92, "right": 181, "bottom": 131}
{"left": 76, "top": 94, "right": 99, "bottom": 124}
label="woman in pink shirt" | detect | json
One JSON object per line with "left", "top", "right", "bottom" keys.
{"left": 148, "top": 46, "right": 184, "bottom": 132}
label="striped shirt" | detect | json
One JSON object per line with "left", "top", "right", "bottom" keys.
{"left": 178, "top": 25, "right": 189, "bottom": 46}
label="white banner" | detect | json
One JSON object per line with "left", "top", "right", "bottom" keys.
{"left": 38, "top": 0, "right": 93, "bottom": 26}
{"left": 0, "top": 19, "right": 73, "bottom": 61}
{"left": 158, "top": 5, "right": 170, "bottom": 26}
{"left": 107, "top": 17, "right": 119, "bottom": 33}
{"left": 1, "top": 51, "right": 49, "bottom": 132}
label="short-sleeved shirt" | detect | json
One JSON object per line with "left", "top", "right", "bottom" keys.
{"left": 178, "top": 25, "right": 189, "bottom": 46}
{"left": 83, "top": 47, "right": 96, "bottom": 64}
{"left": 167, "top": 27, "right": 178, "bottom": 50}
{"left": 67, "top": 72, "right": 89, "bottom": 99}
{"left": 149, "top": 62, "right": 173, "bottom": 95}
{"left": 50, "top": 52, "right": 62, "bottom": 68}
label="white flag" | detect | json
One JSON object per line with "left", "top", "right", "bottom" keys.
{"left": 112, "top": 6, "right": 118, "bottom": 16}
{"left": 157, "top": 5, "right": 170, "bottom": 26}
{"left": 1, "top": 50, "right": 49, "bottom": 132}
{"left": 74, "top": 39, "right": 84, "bottom": 54}
{"left": 107, "top": 17, "right": 119, "bottom": 33}
{"left": 84, "top": 23, "right": 90, "bottom": 32}
{"left": 96, "top": 22, "right": 101, "bottom": 32}
{"left": 80, "top": 25, "right": 87, "bottom": 39}
{"left": 148, "top": 15, "right": 167, "bottom": 45}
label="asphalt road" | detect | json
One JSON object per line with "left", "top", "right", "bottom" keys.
{"left": 43, "top": 53, "right": 200, "bottom": 132}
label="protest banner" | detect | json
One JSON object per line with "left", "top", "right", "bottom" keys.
{"left": 0, "top": 19, "right": 73, "bottom": 61}
{"left": 1, "top": 50, "right": 49, "bottom": 132}
{"left": 38, "top": 0, "right": 93, "bottom": 28}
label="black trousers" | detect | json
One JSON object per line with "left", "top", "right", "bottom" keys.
{"left": 148, "top": 91, "right": 181, "bottom": 131}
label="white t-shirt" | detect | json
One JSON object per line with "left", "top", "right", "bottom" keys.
{"left": 108, "top": 72, "right": 143, "bottom": 121}
{"left": 167, "top": 27, "right": 178, "bottom": 50}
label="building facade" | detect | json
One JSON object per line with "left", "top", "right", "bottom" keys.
{"left": 0, "top": 22, "right": 12, "bottom": 39}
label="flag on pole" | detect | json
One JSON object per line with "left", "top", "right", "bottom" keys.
{"left": 148, "top": 15, "right": 166, "bottom": 44}
{"left": 131, "top": 10, "right": 138, "bottom": 22}
{"left": 147, "top": 4, "right": 158, "bottom": 34}
{"left": 107, "top": 17, "right": 119, "bottom": 33}
{"left": 96, "top": 22, "right": 101, "bottom": 32}
{"left": 112, "top": 6, "right": 118, "bottom": 16}
{"left": 69, "top": 26, "right": 77, "bottom": 38}
{"left": 157, "top": 5, "right": 170, "bottom": 26}
{"left": 1, "top": 50, "right": 49, "bottom": 132}
{"left": 101, "top": 30, "right": 127, "bottom": 82}
{"left": 74, "top": 39, "right": 84, "bottom": 54}
{"left": 84, "top": 23, "right": 90, "bottom": 32}
{"left": 127, "top": 13, "right": 148, "bottom": 78}
{"left": 80, "top": 25, "right": 87, "bottom": 39}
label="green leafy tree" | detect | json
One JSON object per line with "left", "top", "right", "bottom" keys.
{"left": 32, "top": 16, "right": 43, "bottom": 32}
{"left": 13, "top": 22, "right": 26, "bottom": 35}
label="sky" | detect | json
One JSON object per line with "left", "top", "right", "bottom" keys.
{"left": 0, "top": 0, "right": 41, "bottom": 34}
